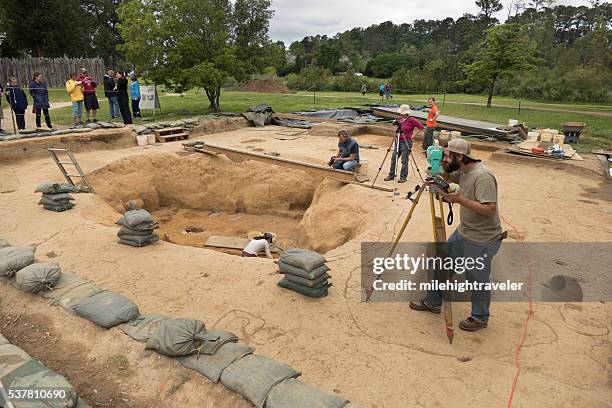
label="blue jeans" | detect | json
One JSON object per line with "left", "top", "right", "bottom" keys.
{"left": 388, "top": 138, "right": 411, "bottom": 179}
{"left": 71, "top": 101, "right": 83, "bottom": 119}
{"left": 333, "top": 159, "right": 359, "bottom": 171}
{"left": 108, "top": 96, "right": 120, "bottom": 118}
{"left": 423, "top": 229, "right": 502, "bottom": 321}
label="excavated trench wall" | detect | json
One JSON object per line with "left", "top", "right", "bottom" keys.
{"left": 88, "top": 152, "right": 373, "bottom": 253}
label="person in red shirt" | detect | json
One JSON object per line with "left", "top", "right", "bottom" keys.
{"left": 423, "top": 97, "right": 439, "bottom": 150}
{"left": 78, "top": 68, "right": 100, "bottom": 123}
{"left": 384, "top": 104, "right": 423, "bottom": 183}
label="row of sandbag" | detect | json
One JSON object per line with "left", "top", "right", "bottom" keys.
{"left": 277, "top": 248, "right": 332, "bottom": 298}
{"left": 0, "top": 333, "right": 91, "bottom": 408}
{"left": 4, "top": 252, "right": 359, "bottom": 408}
{"left": 35, "top": 181, "right": 80, "bottom": 212}
{"left": 115, "top": 204, "right": 159, "bottom": 247}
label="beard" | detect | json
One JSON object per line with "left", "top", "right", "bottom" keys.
{"left": 444, "top": 155, "right": 461, "bottom": 173}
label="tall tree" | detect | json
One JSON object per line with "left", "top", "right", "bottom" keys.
{"left": 476, "top": 0, "right": 503, "bottom": 24}
{"left": 463, "top": 23, "right": 539, "bottom": 106}
{"left": 119, "top": 0, "right": 273, "bottom": 111}
{"left": 232, "top": 0, "right": 274, "bottom": 72}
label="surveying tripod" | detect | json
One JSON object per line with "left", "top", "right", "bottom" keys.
{"left": 367, "top": 164, "right": 456, "bottom": 343}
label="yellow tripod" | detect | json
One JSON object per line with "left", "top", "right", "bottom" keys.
{"left": 370, "top": 180, "right": 454, "bottom": 344}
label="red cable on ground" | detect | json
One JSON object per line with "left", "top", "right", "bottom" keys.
{"left": 500, "top": 215, "right": 534, "bottom": 408}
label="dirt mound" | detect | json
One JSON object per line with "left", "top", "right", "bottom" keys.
{"left": 239, "top": 78, "right": 292, "bottom": 93}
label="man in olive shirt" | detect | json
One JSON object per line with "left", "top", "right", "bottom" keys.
{"left": 410, "top": 139, "right": 503, "bottom": 332}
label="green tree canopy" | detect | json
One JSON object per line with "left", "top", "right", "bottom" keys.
{"left": 463, "top": 23, "right": 539, "bottom": 106}
{"left": 118, "top": 0, "right": 273, "bottom": 111}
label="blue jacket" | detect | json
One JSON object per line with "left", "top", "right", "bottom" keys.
{"left": 28, "top": 80, "right": 50, "bottom": 109}
{"left": 130, "top": 80, "right": 140, "bottom": 100}
{"left": 5, "top": 86, "right": 28, "bottom": 110}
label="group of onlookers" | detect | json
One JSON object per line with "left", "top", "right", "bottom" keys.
{"left": 66, "top": 68, "right": 141, "bottom": 128}
{"left": 0, "top": 68, "right": 142, "bottom": 134}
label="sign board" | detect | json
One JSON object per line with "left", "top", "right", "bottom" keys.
{"left": 140, "top": 85, "right": 160, "bottom": 111}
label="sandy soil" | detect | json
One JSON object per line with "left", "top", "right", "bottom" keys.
{"left": 0, "top": 124, "right": 610, "bottom": 408}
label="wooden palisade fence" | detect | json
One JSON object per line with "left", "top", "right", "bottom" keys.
{"left": 0, "top": 56, "right": 106, "bottom": 88}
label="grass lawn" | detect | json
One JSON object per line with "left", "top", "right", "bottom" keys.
{"left": 47, "top": 89, "right": 611, "bottom": 151}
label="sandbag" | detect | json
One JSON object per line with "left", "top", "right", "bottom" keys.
{"left": 0, "top": 333, "right": 8, "bottom": 345}
{"left": 177, "top": 342, "right": 254, "bottom": 383}
{"left": 73, "top": 291, "right": 140, "bottom": 328}
{"left": 39, "top": 197, "right": 71, "bottom": 206}
{"left": 42, "top": 193, "right": 74, "bottom": 202}
{"left": 118, "top": 227, "right": 155, "bottom": 237}
{"left": 115, "top": 209, "right": 155, "bottom": 229}
{"left": 1, "top": 358, "right": 78, "bottom": 408}
{"left": 15, "top": 263, "right": 61, "bottom": 293}
{"left": 284, "top": 272, "right": 331, "bottom": 288}
{"left": 40, "top": 273, "right": 89, "bottom": 300}
{"left": 278, "top": 261, "right": 330, "bottom": 280}
{"left": 0, "top": 246, "right": 36, "bottom": 277}
{"left": 43, "top": 202, "right": 75, "bottom": 212}
{"left": 200, "top": 330, "right": 238, "bottom": 355}
{"left": 120, "top": 314, "right": 170, "bottom": 342}
{"left": 118, "top": 235, "right": 159, "bottom": 247}
{"left": 279, "top": 248, "right": 327, "bottom": 272}
{"left": 34, "top": 182, "right": 76, "bottom": 194}
{"left": 220, "top": 354, "right": 300, "bottom": 408}
{"left": 277, "top": 278, "right": 331, "bottom": 298}
{"left": 145, "top": 318, "right": 206, "bottom": 356}
{"left": 52, "top": 282, "right": 105, "bottom": 314}
{"left": 0, "top": 344, "right": 31, "bottom": 379}
{"left": 266, "top": 379, "right": 349, "bottom": 408}
{"left": 117, "top": 232, "right": 159, "bottom": 244}
{"left": 0, "top": 238, "right": 9, "bottom": 248}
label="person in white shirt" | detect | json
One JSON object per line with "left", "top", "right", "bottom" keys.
{"left": 242, "top": 233, "right": 274, "bottom": 258}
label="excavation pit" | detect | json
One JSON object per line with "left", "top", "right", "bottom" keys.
{"left": 88, "top": 151, "right": 371, "bottom": 254}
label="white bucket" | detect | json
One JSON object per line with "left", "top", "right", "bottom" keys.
{"left": 508, "top": 119, "right": 519, "bottom": 126}
{"left": 136, "top": 134, "right": 147, "bottom": 146}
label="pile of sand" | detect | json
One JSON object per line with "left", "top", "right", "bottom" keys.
{"left": 239, "top": 78, "right": 292, "bottom": 94}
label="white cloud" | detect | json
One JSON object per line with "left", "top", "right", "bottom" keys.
{"left": 269, "top": 0, "right": 591, "bottom": 45}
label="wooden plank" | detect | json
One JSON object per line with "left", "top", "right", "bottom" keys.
{"left": 371, "top": 106, "right": 510, "bottom": 138}
{"left": 202, "top": 143, "right": 356, "bottom": 182}
{"left": 155, "top": 127, "right": 185, "bottom": 135}
{"left": 204, "top": 235, "right": 281, "bottom": 253}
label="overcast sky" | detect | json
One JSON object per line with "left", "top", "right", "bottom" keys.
{"left": 269, "top": 0, "right": 592, "bottom": 45}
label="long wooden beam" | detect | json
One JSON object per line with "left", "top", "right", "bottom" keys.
{"left": 195, "top": 144, "right": 393, "bottom": 192}
{"left": 201, "top": 143, "right": 356, "bottom": 181}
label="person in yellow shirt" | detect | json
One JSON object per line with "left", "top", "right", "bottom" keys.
{"left": 66, "top": 73, "right": 84, "bottom": 128}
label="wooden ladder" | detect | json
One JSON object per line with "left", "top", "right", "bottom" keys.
{"left": 48, "top": 148, "right": 95, "bottom": 193}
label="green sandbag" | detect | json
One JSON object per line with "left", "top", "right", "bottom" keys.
{"left": 277, "top": 278, "right": 331, "bottom": 298}
{"left": 284, "top": 272, "right": 331, "bottom": 288}
{"left": 15, "top": 263, "right": 61, "bottom": 293}
{"left": 1, "top": 359, "right": 79, "bottom": 408}
{"left": 177, "top": 342, "right": 254, "bottom": 383}
{"left": 42, "top": 193, "right": 74, "bottom": 202}
{"left": 0, "top": 238, "right": 10, "bottom": 248}
{"left": 72, "top": 291, "right": 140, "bottom": 328}
{"left": 0, "top": 333, "right": 8, "bottom": 345}
{"left": 279, "top": 248, "right": 326, "bottom": 272}
{"left": 0, "top": 246, "right": 36, "bottom": 277}
{"left": 39, "top": 197, "right": 71, "bottom": 206}
{"left": 266, "top": 379, "right": 348, "bottom": 408}
{"left": 34, "top": 182, "right": 76, "bottom": 194}
{"left": 0, "top": 344, "right": 31, "bottom": 379}
{"left": 118, "top": 227, "right": 155, "bottom": 237}
{"left": 145, "top": 318, "right": 206, "bottom": 356}
{"left": 120, "top": 314, "right": 170, "bottom": 342}
{"left": 117, "top": 232, "right": 158, "bottom": 243}
{"left": 200, "top": 330, "right": 238, "bottom": 355}
{"left": 278, "top": 260, "right": 329, "bottom": 280}
{"left": 115, "top": 209, "right": 156, "bottom": 229}
{"left": 118, "top": 235, "right": 159, "bottom": 247}
{"left": 43, "top": 202, "right": 75, "bottom": 212}
{"left": 51, "top": 282, "right": 105, "bottom": 315}
{"left": 220, "top": 354, "right": 301, "bottom": 408}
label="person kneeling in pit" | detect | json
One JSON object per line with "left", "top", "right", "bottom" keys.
{"left": 329, "top": 130, "right": 360, "bottom": 171}
{"left": 242, "top": 232, "right": 275, "bottom": 258}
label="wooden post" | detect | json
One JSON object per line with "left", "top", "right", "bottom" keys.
{"left": 518, "top": 100, "right": 521, "bottom": 116}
